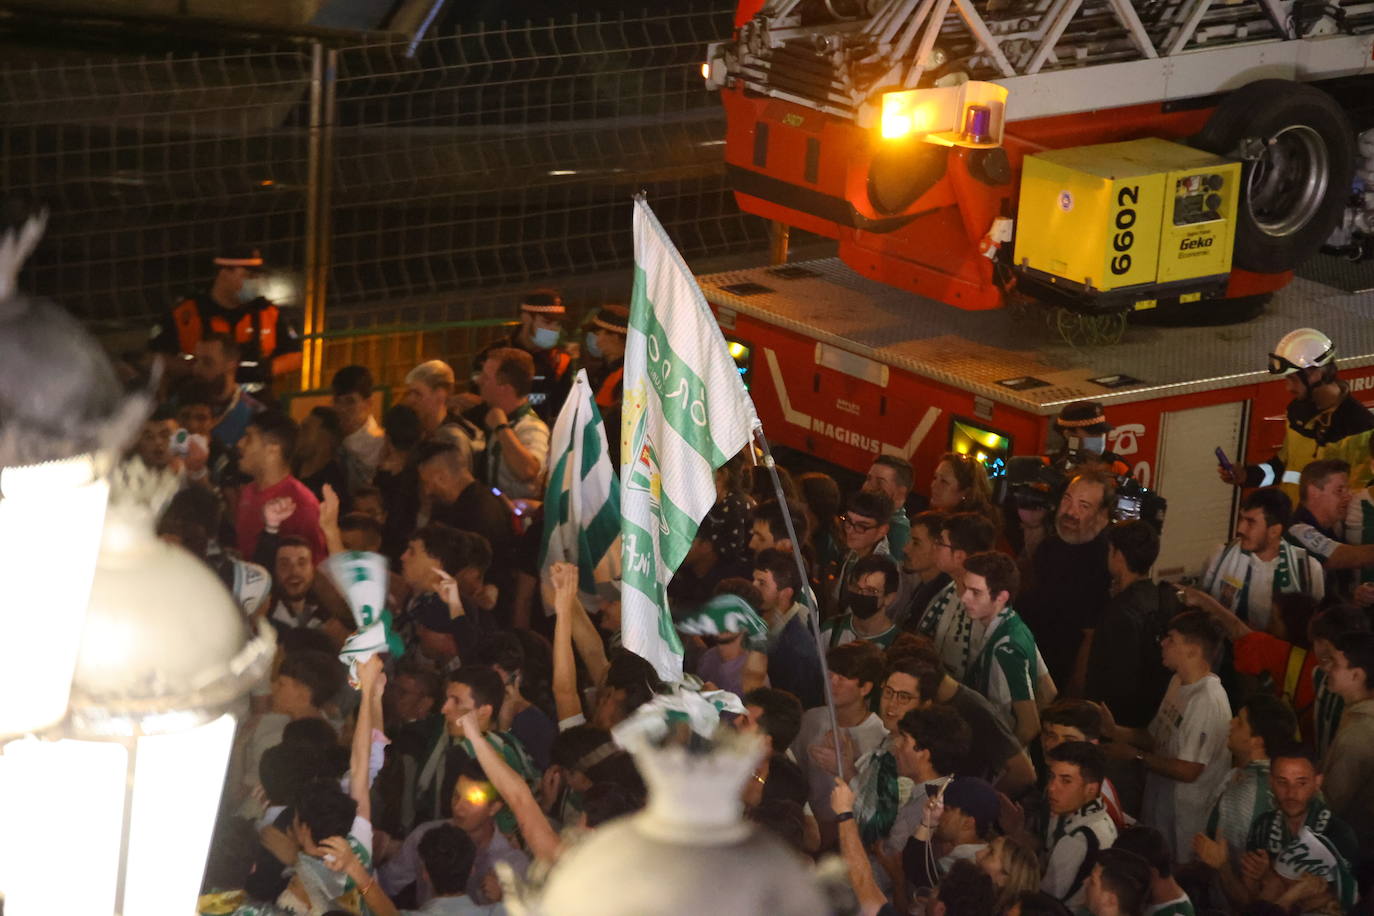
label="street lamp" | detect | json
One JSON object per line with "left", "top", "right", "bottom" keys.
{"left": 0, "top": 216, "right": 275, "bottom": 915}
{"left": 1, "top": 489, "right": 275, "bottom": 914}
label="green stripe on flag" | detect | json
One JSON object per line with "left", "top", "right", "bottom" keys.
{"left": 630, "top": 265, "right": 730, "bottom": 470}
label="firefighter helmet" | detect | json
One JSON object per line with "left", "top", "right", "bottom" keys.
{"left": 1268, "top": 328, "right": 1335, "bottom": 376}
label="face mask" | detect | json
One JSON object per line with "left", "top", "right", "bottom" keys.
{"left": 531, "top": 326, "right": 560, "bottom": 349}
{"left": 1068, "top": 434, "right": 1106, "bottom": 457}
{"left": 584, "top": 331, "right": 603, "bottom": 358}
{"left": 236, "top": 278, "right": 259, "bottom": 305}
{"left": 847, "top": 592, "right": 882, "bottom": 620}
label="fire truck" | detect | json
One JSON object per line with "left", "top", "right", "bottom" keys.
{"left": 698, "top": 0, "right": 1374, "bottom": 574}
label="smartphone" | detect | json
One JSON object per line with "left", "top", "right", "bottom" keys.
{"left": 1215, "top": 446, "right": 1234, "bottom": 474}
{"left": 932, "top": 774, "right": 954, "bottom": 801}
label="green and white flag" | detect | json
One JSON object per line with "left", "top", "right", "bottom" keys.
{"left": 323, "top": 550, "right": 406, "bottom": 683}
{"left": 620, "top": 196, "right": 759, "bottom": 682}
{"left": 675, "top": 593, "right": 770, "bottom": 653}
{"left": 540, "top": 369, "right": 621, "bottom": 599}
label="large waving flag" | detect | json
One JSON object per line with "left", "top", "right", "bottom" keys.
{"left": 541, "top": 369, "right": 621, "bottom": 598}
{"left": 620, "top": 196, "right": 759, "bottom": 682}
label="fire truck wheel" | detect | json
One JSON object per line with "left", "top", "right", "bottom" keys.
{"left": 1193, "top": 79, "right": 1354, "bottom": 273}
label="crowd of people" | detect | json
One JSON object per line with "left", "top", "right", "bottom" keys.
{"left": 126, "top": 255, "right": 1374, "bottom": 916}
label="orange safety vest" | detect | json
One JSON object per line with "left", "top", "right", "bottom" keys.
{"left": 550, "top": 350, "right": 572, "bottom": 379}
{"left": 595, "top": 366, "right": 624, "bottom": 408}
{"left": 171, "top": 297, "right": 280, "bottom": 360}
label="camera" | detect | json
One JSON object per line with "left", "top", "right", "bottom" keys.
{"left": 1002, "top": 454, "right": 1167, "bottom": 533}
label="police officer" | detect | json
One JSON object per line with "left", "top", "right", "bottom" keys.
{"left": 472, "top": 288, "right": 573, "bottom": 424}
{"left": 148, "top": 246, "right": 301, "bottom": 392}
{"left": 584, "top": 304, "right": 629, "bottom": 466}
{"left": 1220, "top": 328, "right": 1374, "bottom": 502}
{"left": 1051, "top": 400, "right": 1130, "bottom": 476}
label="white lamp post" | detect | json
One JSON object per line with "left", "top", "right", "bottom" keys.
{"left": 0, "top": 491, "right": 275, "bottom": 915}
{"left": 0, "top": 215, "right": 274, "bottom": 915}
{"left": 0, "top": 455, "right": 109, "bottom": 734}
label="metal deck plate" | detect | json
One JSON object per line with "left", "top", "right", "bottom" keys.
{"left": 1296, "top": 253, "right": 1374, "bottom": 294}
{"left": 697, "top": 258, "right": 1374, "bottom": 416}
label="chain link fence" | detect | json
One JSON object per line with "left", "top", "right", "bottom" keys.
{"left": 0, "top": 4, "right": 769, "bottom": 387}
{"left": 0, "top": 47, "right": 314, "bottom": 330}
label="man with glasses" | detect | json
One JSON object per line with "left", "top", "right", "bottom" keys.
{"left": 822, "top": 554, "right": 902, "bottom": 649}
{"left": 832, "top": 490, "right": 894, "bottom": 610}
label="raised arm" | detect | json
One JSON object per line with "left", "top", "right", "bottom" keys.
{"left": 551, "top": 563, "right": 585, "bottom": 723}
{"left": 351, "top": 655, "right": 384, "bottom": 823}
{"left": 1181, "top": 586, "right": 1254, "bottom": 640}
{"left": 568, "top": 594, "right": 611, "bottom": 687}
{"left": 831, "top": 778, "right": 889, "bottom": 916}
{"left": 459, "top": 710, "right": 564, "bottom": 864}
{"left": 319, "top": 484, "right": 345, "bottom": 556}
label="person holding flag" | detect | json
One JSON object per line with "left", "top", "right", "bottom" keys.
{"left": 616, "top": 194, "right": 847, "bottom": 768}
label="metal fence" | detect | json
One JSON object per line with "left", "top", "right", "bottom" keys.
{"left": 0, "top": 4, "right": 767, "bottom": 388}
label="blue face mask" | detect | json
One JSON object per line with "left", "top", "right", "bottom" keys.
{"left": 236, "top": 278, "right": 259, "bottom": 305}
{"left": 584, "top": 331, "right": 603, "bottom": 358}
{"left": 531, "top": 326, "right": 560, "bottom": 349}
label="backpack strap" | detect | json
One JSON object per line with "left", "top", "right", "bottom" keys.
{"left": 1062, "top": 823, "right": 1103, "bottom": 903}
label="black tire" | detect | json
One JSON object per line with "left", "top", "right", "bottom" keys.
{"left": 1192, "top": 79, "right": 1354, "bottom": 273}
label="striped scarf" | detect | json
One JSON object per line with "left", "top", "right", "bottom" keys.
{"left": 1201, "top": 538, "right": 1307, "bottom": 625}
{"left": 1252, "top": 800, "right": 1357, "bottom": 912}
{"left": 853, "top": 740, "right": 900, "bottom": 846}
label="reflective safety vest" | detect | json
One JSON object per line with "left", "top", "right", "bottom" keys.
{"left": 170, "top": 297, "right": 281, "bottom": 362}
{"left": 595, "top": 365, "right": 624, "bottom": 408}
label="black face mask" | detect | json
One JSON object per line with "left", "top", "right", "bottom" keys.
{"left": 847, "top": 592, "right": 882, "bottom": 620}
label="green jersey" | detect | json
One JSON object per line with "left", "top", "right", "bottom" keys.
{"left": 964, "top": 606, "right": 1039, "bottom": 730}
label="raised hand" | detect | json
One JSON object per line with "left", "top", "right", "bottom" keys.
{"left": 830, "top": 776, "right": 855, "bottom": 816}
{"left": 433, "top": 567, "right": 464, "bottom": 617}
{"left": 319, "top": 484, "right": 340, "bottom": 531}
{"left": 263, "top": 495, "right": 296, "bottom": 529}
{"left": 550, "top": 561, "right": 578, "bottom": 595}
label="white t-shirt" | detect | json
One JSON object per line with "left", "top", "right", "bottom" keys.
{"left": 791, "top": 708, "right": 888, "bottom": 820}
{"left": 491, "top": 410, "right": 550, "bottom": 501}
{"left": 1201, "top": 541, "right": 1324, "bottom": 632}
{"left": 1141, "top": 673, "right": 1232, "bottom": 856}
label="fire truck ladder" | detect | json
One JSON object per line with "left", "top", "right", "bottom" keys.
{"left": 720, "top": 0, "right": 1374, "bottom": 122}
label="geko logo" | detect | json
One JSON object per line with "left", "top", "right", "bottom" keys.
{"left": 1180, "top": 236, "right": 1214, "bottom": 251}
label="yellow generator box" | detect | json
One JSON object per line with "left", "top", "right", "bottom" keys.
{"left": 1015, "top": 138, "right": 1240, "bottom": 293}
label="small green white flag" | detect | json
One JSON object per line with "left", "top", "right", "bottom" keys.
{"left": 620, "top": 196, "right": 760, "bottom": 682}
{"left": 675, "top": 593, "right": 769, "bottom": 652}
{"left": 540, "top": 369, "right": 621, "bottom": 600}
{"left": 323, "top": 550, "right": 405, "bottom": 682}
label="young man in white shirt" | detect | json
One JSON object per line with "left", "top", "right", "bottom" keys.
{"left": 791, "top": 643, "right": 888, "bottom": 827}
{"left": 1097, "top": 610, "right": 1232, "bottom": 858}
{"left": 332, "top": 365, "right": 386, "bottom": 488}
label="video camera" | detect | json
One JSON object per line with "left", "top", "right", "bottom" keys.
{"left": 1004, "top": 454, "right": 1167, "bottom": 532}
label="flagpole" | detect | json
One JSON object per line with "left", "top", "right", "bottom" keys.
{"left": 752, "top": 429, "right": 847, "bottom": 776}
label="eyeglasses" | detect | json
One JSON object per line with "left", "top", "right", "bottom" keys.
{"left": 840, "top": 515, "right": 878, "bottom": 533}
{"left": 882, "top": 686, "right": 917, "bottom": 704}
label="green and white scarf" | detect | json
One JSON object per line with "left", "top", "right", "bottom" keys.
{"left": 675, "top": 593, "right": 770, "bottom": 652}
{"left": 1251, "top": 800, "right": 1358, "bottom": 912}
{"left": 1201, "top": 538, "right": 1309, "bottom": 626}
{"left": 852, "top": 737, "right": 901, "bottom": 847}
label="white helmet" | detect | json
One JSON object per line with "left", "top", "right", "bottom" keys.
{"left": 1268, "top": 328, "right": 1335, "bottom": 376}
